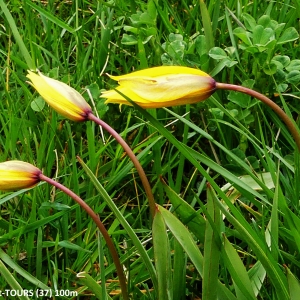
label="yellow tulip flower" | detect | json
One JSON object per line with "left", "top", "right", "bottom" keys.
{"left": 101, "top": 66, "right": 216, "bottom": 108}
{"left": 27, "top": 71, "right": 92, "bottom": 121}
{"left": 0, "top": 161, "right": 41, "bottom": 191}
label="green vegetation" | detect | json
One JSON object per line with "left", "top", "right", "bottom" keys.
{"left": 1, "top": 0, "right": 300, "bottom": 299}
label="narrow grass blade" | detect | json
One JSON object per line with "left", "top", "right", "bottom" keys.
{"left": 0, "top": 210, "right": 68, "bottom": 244}
{"left": 0, "top": 260, "right": 30, "bottom": 300}
{"left": 215, "top": 199, "right": 289, "bottom": 299}
{"left": 158, "top": 205, "right": 237, "bottom": 299}
{"left": 24, "top": 0, "right": 75, "bottom": 33}
{"left": 285, "top": 266, "right": 300, "bottom": 300}
{"left": 77, "top": 272, "right": 113, "bottom": 300}
{"left": 161, "top": 178, "right": 206, "bottom": 242}
{"left": 77, "top": 157, "right": 158, "bottom": 291}
{"left": 0, "top": 249, "right": 50, "bottom": 291}
{"left": 0, "top": 0, "right": 34, "bottom": 69}
{"left": 248, "top": 261, "right": 266, "bottom": 297}
{"left": 270, "top": 167, "right": 280, "bottom": 261}
{"left": 153, "top": 208, "right": 172, "bottom": 300}
{"left": 222, "top": 236, "right": 256, "bottom": 300}
{"left": 202, "top": 183, "right": 221, "bottom": 300}
{"left": 199, "top": 0, "right": 214, "bottom": 51}
{"left": 158, "top": 205, "right": 204, "bottom": 276}
{"left": 172, "top": 240, "right": 186, "bottom": 300}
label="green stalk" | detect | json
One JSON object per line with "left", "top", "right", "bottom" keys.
{"left": 39, "top": 174, "right": 129, "bottom": 300}
{"left": 87, "top": 112, "right": 156, "bottom": 218}
{"left": 216, "top": 82, "right": 300, "bottom": 152}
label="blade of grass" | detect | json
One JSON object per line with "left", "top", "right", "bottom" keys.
{"left": 77, "top": 156, "right": 158, "bottom": 292}
{"left": 153, "top": 207, "right": 172, "bottom": 300}
{"left": 202, "top": 183, "right": 221, "bottom": 300}
{"left": 285, "top": 265, "right": 300, "bottom": 300}
{"left": 199, "top": 0, "right": 214, "bottom": 51}
{"left": 0, "top": 260, "right": 30, "bottom": 300}
{"left": 24, "top": 0, "right": 76, "bottom": 34}
{"left": 158, "top": 204, "right": 237, "bottom": 299}
{"left": 0, "top": 249, "right": 51, "bottom": 291}
{"left": 0, "top": 0, "right": 34, "bottom": 69}
{"left": 222, "top": 235, "right": 256, "bottom": 300}
{"left": 77, "top": 272, "right": 113, "bottom": 300}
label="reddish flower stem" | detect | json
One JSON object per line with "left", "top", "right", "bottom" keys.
{"left": 39, "top": 174, "right": 128, "bottom": 300}
{"left": 87, "top": 112, "right": 156, "bottom": 218}
{"left": 216, "top": 82, "right": 300, "bottom": 152}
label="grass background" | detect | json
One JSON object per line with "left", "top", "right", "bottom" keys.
{"left": 1, "top": 0, "right": 300, "bottom": 299}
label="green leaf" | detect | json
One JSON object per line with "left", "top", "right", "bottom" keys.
{"left": 172, "top": 240, "right": 186, "bottom": 300}
{"left": 0, "top": 249, "right": 51, "bottom": 291}
{"left": 286, "top": 70, "right": 300, "bottom": 84}
{"left": 252, "top": 25, "right": 274, "bottom": 46}
{"left": 199, "top": 0, "right": 214, "bottom": 51}
{"left": 30, "top": 96, "right": 45, "bottom": 112}
{"left": 121, "top": 33, "right": 138, "bottom": 45}
{"left": 263, "top": 60, "right": 278, "bottom": 75}
{"left": 286, "top": 60, "right": 300, "bottom": 72}
{"left": 209, "top": 47, "right": 228, "bottom": 60}
{"left": 233, "top": 27, "right": 252, "bottom": 46}
{"left": 242, "top": 13, "right": 256, "bottom": 31}
{"left": 195, "top": 35, "right": 208, "bottom": 57}
{"left": 272, "top": 55, "right": 290, "bottom": 68}
{"left": 277, "top": 27, "right": 299, "bottom": 44}
{"left": 257, "top": 15, "right": 272, "bottom": 28}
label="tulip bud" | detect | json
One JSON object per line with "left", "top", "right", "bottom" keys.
{"left": 27, "top": 71, "right": 92, "bottom": 122}
{"left": 0, "top": 161, "right": 42, "bottom": 191}
{"left": 101, "top": 66, "right": 216, "bottom": 108}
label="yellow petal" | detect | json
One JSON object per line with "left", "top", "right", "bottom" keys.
{"left": 27, "top": 71, "right": 92, "bottom": 122}
{"left": 0, "top": 161, "right": 41, "bottom": 191}
{"left": 102, "top": 66, "right": 216, "bottom": 108}
{"left": 108, "top": 66, "right": 210, "bottom": 80}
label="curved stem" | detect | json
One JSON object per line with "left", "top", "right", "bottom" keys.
{"left": 39, "top": 174, "right": 129, "bottom": 300}
{"left": 87, "top": 112, "right": 156, "bottom": 218}
{"left": 216, "top": 82, "right": 300, "bottom": 152}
